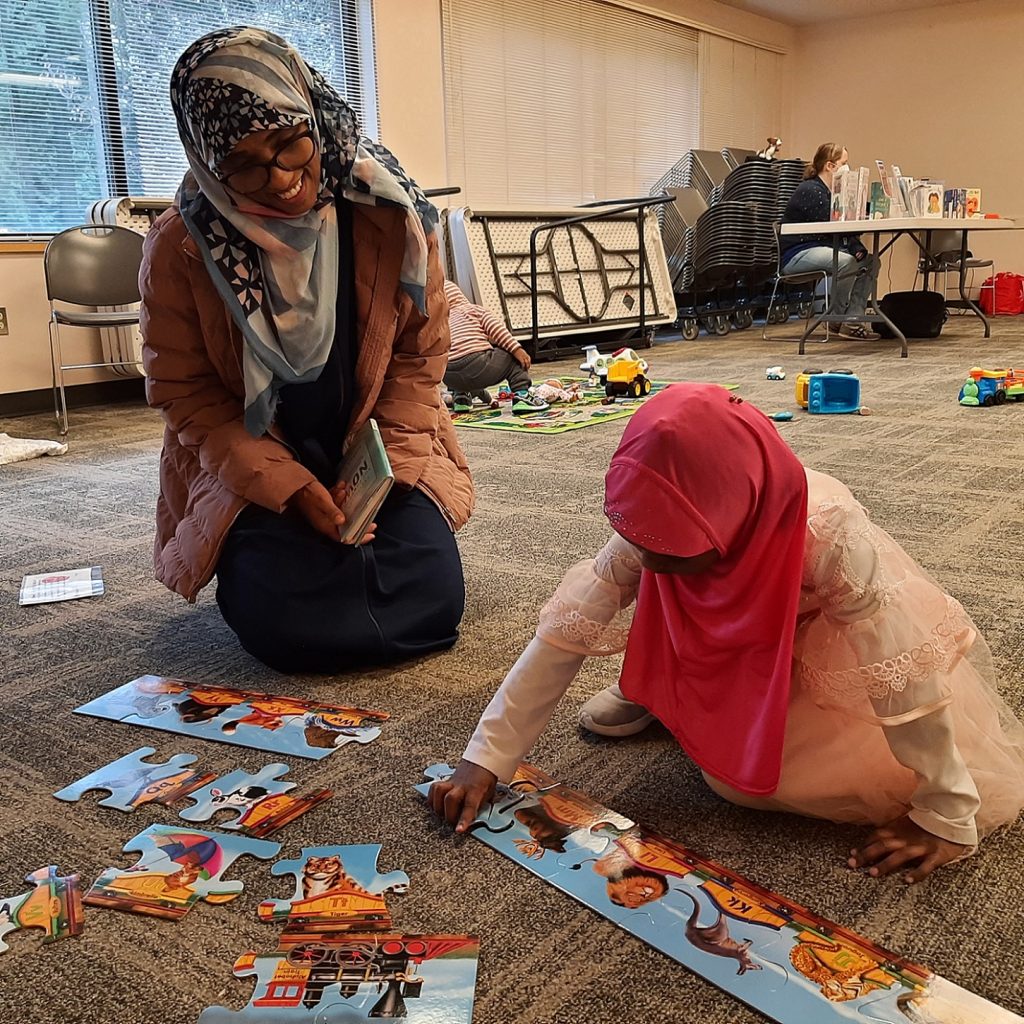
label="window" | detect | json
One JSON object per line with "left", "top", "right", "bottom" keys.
{"left": 0, "top": 0, "right": 377, "bottom": 234}
{"left": 442, "top": 0, "right": 700, "bottom": 206}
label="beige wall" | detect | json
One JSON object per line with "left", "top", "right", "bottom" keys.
{"left": 790, "top": 0, "right": 1024, "bottom": 291}
{"left": 0, "top": 252, "right": 106, "bottom": 396}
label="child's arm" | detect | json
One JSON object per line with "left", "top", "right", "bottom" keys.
{"left": 801, "top": 499, "right": 980, "bottom": 879}
{"left": 430, "top": 534, "right": 642, "bottom": 829}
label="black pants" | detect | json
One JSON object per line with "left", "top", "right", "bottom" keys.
{"left": 215, "top": 488, "right": 465, "bottom": 674}
{"left": 444, "top": 349, "right": 531, "bottom": 397}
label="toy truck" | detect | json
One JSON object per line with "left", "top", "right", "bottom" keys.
{"left": 794, "top": 368, "right": 861, "bottom": 414}
{"left": 605, "top": 356, "right": 653, "bottom": 399}
{"left": 958, "top": 367, "right": 1024, "bottom": 407}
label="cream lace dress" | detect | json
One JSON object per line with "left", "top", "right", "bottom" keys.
{"left": 464, "top": 469, "right": 1024, "bottom": 849}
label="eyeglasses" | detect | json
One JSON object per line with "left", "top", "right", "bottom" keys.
{"left": 220, "top": 129, "right": 317, "bottom": 194}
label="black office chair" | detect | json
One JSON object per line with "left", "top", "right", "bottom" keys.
{"left": 43, "top": 224, "right": 145, "bottom": 437}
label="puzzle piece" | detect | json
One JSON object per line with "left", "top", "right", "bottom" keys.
{"left": 197, "top": 933, "right": 480, "bottom": 1023}
{"left": 53, "top": 747, "right": 217, "bottom": 812}
{"left": 85, "top": 824, "right": 279, "bottom": 920}
{"left": 178, "top": 763, "right": 333, "bottom": 839}
{"left": 0, "top": 866, "right": 84, "bottom": 954}
{"left": 418, "top": 764, "right": 1024, "bottom": 1024}
{"left": 76, "top": 676, "right": 389, "bottom": 760}
{"left": 258, "top": 845, "right": 410, "bottom": 935}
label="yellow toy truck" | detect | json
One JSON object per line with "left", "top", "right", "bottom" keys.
{"left": 605, "top": 356, "right": 652, "bottom": 399}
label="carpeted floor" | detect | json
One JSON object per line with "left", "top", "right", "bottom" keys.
{"left": 2, "top": 317, "right": 1024, "bottom": 1024}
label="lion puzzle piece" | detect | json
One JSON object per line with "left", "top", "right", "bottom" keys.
{"left": 258, "top": 845, "right": 410, "bottom": 936}
{"left": 178, "top": 764, "right": 333, "bottom": 839}
{"left": 53, "top": 747, "right": 217, "bottom": 812}
{"left": 417, "top": 763, "right": 1024, "bottom": 1024}
{"left": 0, "top": 866, "right": 85, "bottom": 954}
{"left": 85, "top": 824, "right": 279, "bottom": 920}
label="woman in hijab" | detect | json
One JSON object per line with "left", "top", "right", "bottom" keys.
{"left": 140, "top": 27, "right": 473, "bottom": 673}
{"left": 430, "top": 384, "right": 1024, "bottom": 882}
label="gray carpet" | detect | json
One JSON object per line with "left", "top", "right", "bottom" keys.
{"left": 2, "top": 317, "right": 1024, "bottom": 1024}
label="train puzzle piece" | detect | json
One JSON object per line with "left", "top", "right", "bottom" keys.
{"left": 53, "top": 747, "right": 217, "bottom": 812}
{"left": 85, "top": 824, "right": 279, "bottom": 920}
{"left": 0, "top": 866, "right": 85, "bottom": 954}
{"left": 258, "top": 845, "right": 410, "bottom": 935}
{"left": 197, "top": 933, "right": 480, "bottom": 1023}
{"left": 178, "top": 764, "right": 333, "bottom": 840}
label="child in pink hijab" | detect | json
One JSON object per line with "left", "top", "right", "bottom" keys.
{"left": 431, "top": 384, "right": 1024, "bottom": 882}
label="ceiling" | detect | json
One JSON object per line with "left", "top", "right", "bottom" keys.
{"left": 710, "top": 0, "right": 981, "bottom": 27}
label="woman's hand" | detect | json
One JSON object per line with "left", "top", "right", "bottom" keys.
{"left": 328, "top": 481, "right": 377, "bottom": 545}
{"left": 512, "top": 347, "right": 532, "bottom": 371}
{"left": 849, "top": 814, "right": 971, "bottom": 883}
{"left": 290, "top": 481, "right": 345, "bottom": 541}
{"left": 428, "top": 759, "right": 498, "bottom": 833}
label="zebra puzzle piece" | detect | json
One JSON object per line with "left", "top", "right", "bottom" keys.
{"left": 85, "top": 824, "right": 279, "bottom": 920}
{"left": 178, "top": 763, "right": 333, "bottom": 839}
{"left": 53, "top": 747, "right": 216, "bottom": 812}
{"left": 0, "top": 866, "right": 85, "bottom": 954}
{"left": 258, "top": 845, "right": 409, "bottom": 936}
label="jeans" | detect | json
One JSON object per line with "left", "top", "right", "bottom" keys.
{"left": 444, "top": 348, "right": 531, "bottom": 400}
{"left": 782, "top": 247, "right": 880, "bottom": 317}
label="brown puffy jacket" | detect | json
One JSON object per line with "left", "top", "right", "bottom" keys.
{"left": 140, "top": 203, "right": 474, "bottom": 603}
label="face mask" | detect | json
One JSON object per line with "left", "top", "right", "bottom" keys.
{"left": 832, "top": 163, "right": 849, "bottom": 177}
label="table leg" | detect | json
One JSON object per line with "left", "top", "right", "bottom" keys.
{"left": 923, "top": 229, "right": 933, "bottom": 292}
{"left": 958, "top": 229, "right": 990, "bottom": 338}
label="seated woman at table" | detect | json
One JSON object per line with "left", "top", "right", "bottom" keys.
{"left": 781, "top": 142, "right": 881, "bottom": 341}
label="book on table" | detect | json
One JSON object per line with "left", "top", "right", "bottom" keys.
{"left": 335, "top": 418, "right": 394, "bottom": 544}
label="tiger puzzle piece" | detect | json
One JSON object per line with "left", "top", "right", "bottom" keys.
{"left": 53, "top": 747, "right": 217, "bottom": 812}
{"left": 85, "top": 824, "right": 279, "bottom": 920}
{"left": 258, "top": 845, "right": 410, "bottom": 936}
{"left": 0, "top": 866, "right": 85, "bottom": 954}
{"left": 197, "top": 933, "right": 480, "bottom": 1023}
{"left": 178, "top": 763, "right": 333, "bottom": 839}
{"left": 75, "top": 675, "right": 389, "bottom": 761}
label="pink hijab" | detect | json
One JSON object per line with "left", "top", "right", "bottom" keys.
{"left": 604, "top": 384, "right": 808, "bottom": 795}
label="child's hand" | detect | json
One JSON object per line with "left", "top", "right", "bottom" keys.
{"left": 848, "top": 814, "right": 971, "bottom": 883}
{"left": 513, "top": 348, "right": 532, "bottom": 371}
{"left": 427, "top": 759, "right": 497, "bottom": 833}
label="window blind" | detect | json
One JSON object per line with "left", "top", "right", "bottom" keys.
{"left": 699, "top": 32, "right": 784, "bottom": 153}
{"left": 0, "top": 0, "right": 377, "bottom": 234}
{"left": 442, "top": 0, "right": 700, "bottom": 206}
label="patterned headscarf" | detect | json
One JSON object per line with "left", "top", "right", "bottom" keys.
{"left": 170, "top": 26, "right": 437, "bottom": 436}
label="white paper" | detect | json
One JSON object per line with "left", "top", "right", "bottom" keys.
{"left": 19, "top": 567, "right": 105, "bottom": 606}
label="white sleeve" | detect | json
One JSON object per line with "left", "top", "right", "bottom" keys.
{"left": 462, "top": 534, "right": 642, "bottom": 782}
{"left": 802, "top": 499, "right": 980, "bottom": 848}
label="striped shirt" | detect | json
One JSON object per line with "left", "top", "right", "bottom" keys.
{"left": 445, "top": 280, "right": 523, "bottom": 363}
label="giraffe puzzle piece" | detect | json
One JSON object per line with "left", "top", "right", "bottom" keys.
{"left": 258, "top": 844, "right": 410, "bottom": 935}
{"left": 53, "top": 747, "right": 217, "bottom": 812}
{"left": 0, "top": 866, "right": 84, "bottom": 954}
{"left": 85, "top": 824, "right": 279, "bottom": 920}
{"left": 178, "top": 763, "right": 333, "bottom": 839}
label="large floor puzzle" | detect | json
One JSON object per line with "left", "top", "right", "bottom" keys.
{"left": 417, "top": 763, "right": 1024, "bottom": 1024}
{"left": 202, "top": 844, "right": 477, "bottom": 1022}
{"left": 85, "top": 824, "right": 280, "bottom": 920}
{"left": 0, "top": 866, "right": 84, "bottom": 954}
{"left": 74, "top": 676, "right": 388, "bottom": 760}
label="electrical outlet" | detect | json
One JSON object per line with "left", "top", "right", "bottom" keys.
{"left": 0, "top": 307, "right": 7, "bottom": 335}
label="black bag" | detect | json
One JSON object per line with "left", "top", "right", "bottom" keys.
{"left": 873, "top": 291, "right": 947, "bottom": 339}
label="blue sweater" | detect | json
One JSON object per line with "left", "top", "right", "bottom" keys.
{"left": 781, "top": 177, "right": 867, "bottom": 266}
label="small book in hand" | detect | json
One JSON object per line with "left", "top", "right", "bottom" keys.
{"left": 336, "top": 418, "right": 394, "bottom": 544}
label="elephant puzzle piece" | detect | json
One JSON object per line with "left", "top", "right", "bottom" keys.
{"left": 258, "top": 845, "right": 410, "bottom": 936}
{"left": 0, "top": 866, "right": 85, "bottom": 954}
{"left": 85, "top": 824, "right": 279, "bottom": 920}
{"left": 53, "top": 747, "right": 217, "bottom": 812}
{"left": 197, "top": 933, "right": 480, "bottom": 1023}
{"left": 74, "top": 675, "right": 389, "bottom": 760}
{"left": 178, "top": 764, "right": 333, "bottom": 839}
